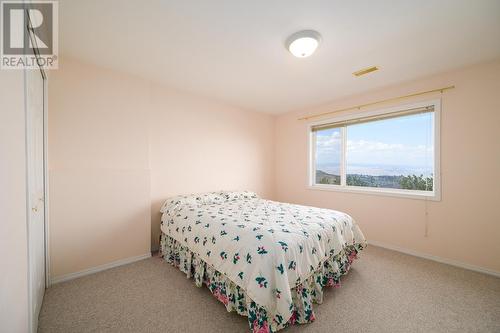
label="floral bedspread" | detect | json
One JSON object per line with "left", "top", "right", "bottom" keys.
{"left": 160, "top": 191, "right": 366, "bottom": 326}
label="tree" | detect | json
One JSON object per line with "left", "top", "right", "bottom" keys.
{"left": 399, "top": 174, "right": 433, "bottom": 191}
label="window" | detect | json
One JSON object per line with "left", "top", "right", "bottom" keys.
{"left": 310, "top": 101, "right": 440, "bottom": 200}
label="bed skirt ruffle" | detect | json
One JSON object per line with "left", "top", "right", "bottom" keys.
{"left": 160, "top": 233, "right": 364, "bottom": 332}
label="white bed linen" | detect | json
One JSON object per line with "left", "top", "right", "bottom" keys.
{"left": 160, "top": 192, "right": 366, "bottom": 323}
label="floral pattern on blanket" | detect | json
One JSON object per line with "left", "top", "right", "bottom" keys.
{"left": 161, "top": 234, "right": 363, "bottom": 332}
{"left": 160, "top": 191, "right": 366, "bottom": 330}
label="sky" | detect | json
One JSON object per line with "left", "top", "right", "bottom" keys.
{"left": 316, "top": 112, "right": 434, "bottom": 176}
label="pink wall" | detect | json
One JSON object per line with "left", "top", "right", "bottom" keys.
{"left": 274, "top": 59, "right": 500, "bottom": 273}
{"left": 149, "top": 84, "right": 274, "bottom": 250}
{"left": 48, "top": 57, "right": 275, "bottom": 278}
{"left": 49, "top": 58, "right": 152, "bottom": 279}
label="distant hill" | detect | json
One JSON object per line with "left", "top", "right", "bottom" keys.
{"left": 316, "top": 170, "right": 340, "bottom": 185}
{"left": 315, "top": 170, "right": 433, "bottom": 191}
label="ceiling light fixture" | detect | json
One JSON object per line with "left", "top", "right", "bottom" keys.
{"left": 286, "top": 30, "right": 321, "bottom": 58}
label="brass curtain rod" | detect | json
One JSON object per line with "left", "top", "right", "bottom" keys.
{"left": 298, "top": 85, "right": 455, "bottom": 121}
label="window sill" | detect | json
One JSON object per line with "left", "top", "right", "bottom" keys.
{"left": 308, "top": 184, "right": 441, "bottom": 201}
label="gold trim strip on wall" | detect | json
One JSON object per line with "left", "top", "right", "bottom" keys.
{"left": 298, "top": 85, "right": 455, "bottom": 121}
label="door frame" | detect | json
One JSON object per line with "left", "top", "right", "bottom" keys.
{"left": 24, "top": 64, "right": 49, "bottom": 333}
{"left": 43, "top": 72, "right": 50, "bottom": 288}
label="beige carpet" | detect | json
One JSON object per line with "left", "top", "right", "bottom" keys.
{"left": 38, "top": 246, "right": 500, "bottom": 332}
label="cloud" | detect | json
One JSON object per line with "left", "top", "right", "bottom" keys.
{"left": 347, "top": 140, "right": 404, "bottom": 152}
{"left": 316, "top": 136, "right": 433, "bottom": 167}
{"left": 315, "top": 132, "right": 342, "bottom": 164}
{"left": 346, "top": 140, "right": 433, "bottom": 154}
{"left": 316, "top": 131, "right": 340, "bottom": 147}
{"left": 346, "top": 139, "right": 433, "bottom": 165}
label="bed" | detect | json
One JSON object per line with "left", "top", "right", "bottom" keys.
{"left": 160, "top": 191, "right": 366, "bottom": 332}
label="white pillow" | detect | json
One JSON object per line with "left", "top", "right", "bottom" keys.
{"left": 159, "top": 191, "right": 225, "bottom": 213}
{"left": 221, "top": 190, "right": 259, "bottom": 201}
{"left": 160, "top": 190, "right": 259, "bottom": 213}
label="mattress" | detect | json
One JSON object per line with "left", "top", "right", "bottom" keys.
{"left": 160, "top": 191, "right": 366, "bottom": 332}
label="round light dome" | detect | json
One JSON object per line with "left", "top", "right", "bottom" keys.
{"left": 286, "top": 30, "right": 321, "bottom": 58}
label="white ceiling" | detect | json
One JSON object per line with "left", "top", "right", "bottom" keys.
{"left": 59, "top": 0, "right": 500, "bottom": 114}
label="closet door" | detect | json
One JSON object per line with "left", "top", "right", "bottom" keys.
{"left": 26, "top": 66, "right": 46, "bottom": 331}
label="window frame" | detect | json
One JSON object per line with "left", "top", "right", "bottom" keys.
{"left": 308, "top": 99, "right": 441, "bottom": 201}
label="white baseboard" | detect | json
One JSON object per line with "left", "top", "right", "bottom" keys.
{"left": 49, "top": 243, "right": 499, "bottom": 284}
{"left": 368, "top": 240, "right": 500, "bottom": 278}
{"left": 50, "top": 253, "right": 152, "bottom": 285}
